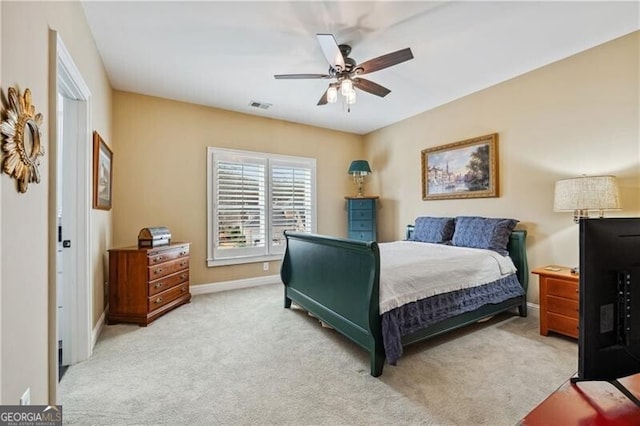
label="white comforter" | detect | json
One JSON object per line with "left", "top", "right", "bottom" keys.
{"left": 378, "top": 241, "right": 517, "bottom": 314}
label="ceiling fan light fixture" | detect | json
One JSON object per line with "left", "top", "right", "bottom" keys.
{"left": 341, "top": 78, "right": 353, "bottom": 96}
{"left": 327, "top": 86, "right": 338, "bottom": 103}
{"left": 346, "top": 90, "right": 356, "bottom": 105}
{"left": 275, "top": 34, "right": 413, "bottom": 108}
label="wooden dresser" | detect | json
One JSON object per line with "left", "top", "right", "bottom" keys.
{"left": 345, "top": 196, "right": 378, "bottom": 241}
{"left": 108, "top": 242, "right": 191, "bottom": 326}
{"left": 532, "top": 265, "right": 579, "bottom": 338}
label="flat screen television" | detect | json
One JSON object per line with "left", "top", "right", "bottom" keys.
{"left": 573, "top": 217, "right": 640, "bottom": 404}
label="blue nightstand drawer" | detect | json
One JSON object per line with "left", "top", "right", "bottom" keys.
{"left": 348, "top": 231, "right": 374, "bottom": 241}
{"left": 350, "top": 199, "right": 374, "bottom": 210}
{"left": 350, "top": 220, "right": 373, "bottom": 231}
{"left": 351, "top": 209, "right": 373, "bottom": 220}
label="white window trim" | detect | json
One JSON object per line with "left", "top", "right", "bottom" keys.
{"left": 207, "top": 147, "right": 317, "bottom": 267}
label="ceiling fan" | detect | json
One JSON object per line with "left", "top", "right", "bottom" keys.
{"left": 274, "top": 34, "right": 414, "bottom": 107}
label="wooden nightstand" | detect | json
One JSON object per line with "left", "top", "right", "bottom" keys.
{"left": 532, "top": 265, "right": 579, "bottom": 339}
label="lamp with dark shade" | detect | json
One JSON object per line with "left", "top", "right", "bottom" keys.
{"left": 348, "top": 160, "right": 371, "bottom": 197}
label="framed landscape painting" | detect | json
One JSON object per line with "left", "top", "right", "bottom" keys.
{"left": 421, "top": 133, "right": 499, "bottom": 200}
{"left": 93, "top": 131, "right": 113, "bottom": 210}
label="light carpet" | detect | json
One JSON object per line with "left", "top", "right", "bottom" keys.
{"left": 60, "top": 283, "right": 577, "bottom": 425}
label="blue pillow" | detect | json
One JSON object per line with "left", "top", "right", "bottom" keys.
{"left": 410, "top": 217, "right": 456, "bottom": 244}
{"left": 452, "top": 216, "right": 519, "bottom": 255}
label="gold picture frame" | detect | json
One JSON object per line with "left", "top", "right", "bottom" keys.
{"left": 421, "top": 133, "right": 499, "bottom": 200}
{"left": 93, "top": 131, "right": 113, "bottom": 210}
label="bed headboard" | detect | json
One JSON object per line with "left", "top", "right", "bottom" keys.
{"left": 404, "top": 225, "right": 528, "bottom": 292}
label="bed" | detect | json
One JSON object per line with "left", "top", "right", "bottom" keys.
{"left": 280, "top": 216, "right": 528, "bottom": 377}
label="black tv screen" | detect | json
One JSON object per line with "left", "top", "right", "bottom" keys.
{"left": 578, "top": 217, "right": 640, "bottom": 382}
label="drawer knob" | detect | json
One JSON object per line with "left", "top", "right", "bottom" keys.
{"left": 180, "top": 262, "right": 187, "bottom": 267}
{"left": 155, "top": 297, "right": 163, "bottom": 304}
{"left": 154, "top": 268, "right": 163, "bottom": 274}
{"left": 181, "top": 286, "right": 187, "bottom": 292}
{"left": 154, "top": 256, "right": 163, "bottom": 263}
{"left": 180, "top": 274, "right": 187, "bottom": 279}
{"left": 154, "top": 282, "right": 164, "bottom": 289}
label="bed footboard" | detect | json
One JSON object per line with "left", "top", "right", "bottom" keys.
{"left": 280, "top": 231, "right": 385, "bottom": 376}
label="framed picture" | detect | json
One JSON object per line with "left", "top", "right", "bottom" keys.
{"left": 421, "top": 133, "right": 499, "bottom": 200}
{"left": 93, "top": 131, "right": 113, "bottom": 210}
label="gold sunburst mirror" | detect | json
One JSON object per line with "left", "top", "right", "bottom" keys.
{"left": 1, "top": 86, "right": 45, "bottom": 193}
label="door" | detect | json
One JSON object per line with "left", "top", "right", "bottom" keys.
{"left": 56, "top": 94, "right": 81, "bottom": 372}
{"left": 50, "top": 32, "right": 93, "bottom": 400}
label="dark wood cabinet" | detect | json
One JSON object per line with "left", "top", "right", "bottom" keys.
{"left": 108, "top": 242, "right": 191, "bottom": 326}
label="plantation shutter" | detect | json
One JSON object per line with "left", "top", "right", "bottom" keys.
{"left": 270, "top": 159, "right": 315, "bottom": 253}
{"left": 213, "top": 152, "right": 267, "bottom": 259}
{"left": 207, "top": 147, "right": 316, "bottom": 265}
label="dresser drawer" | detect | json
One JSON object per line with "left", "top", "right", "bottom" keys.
{"left": 350, "top": 199, "right": 374, "bottom": 210}
{"left": 147, "top": 245, "right": 189, "bottom": 265}
{"left": 148, "top": 257, "right": 190, "bottom": 280}
{"left": 350, "top": 209, "right": 373, "bottom": 220}
{"left": 547, "top": 278, "right": 578, "bottom": 300}
{"left": 350, "top": 220, "right": 373, "bottom": 231}
{"left": 148, "top": 270, "right": 190, "bottom": 296}
{"left": 349, "top": 231, "right": 374, "bottom": 241}
{"left": 148, "top": 282, "right": 190, "bottom": 311}
{"left": 547, "top": 295, "right": 578, "bottom": 319}
{"left": 547, "top": 312, "right": 579, "bottom": 338}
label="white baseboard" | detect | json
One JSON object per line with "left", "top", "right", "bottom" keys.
{"left": 92, "top": 307, "right": 106, "bottom": 349}
{"left": 191, "top": 274, "right": 281, "bottom": 296}
{"left": 527, "top": 302, "right": 540, "bottom": 315}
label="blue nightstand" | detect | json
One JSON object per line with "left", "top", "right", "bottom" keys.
{"left": 345, "top": 196, "right": 378, "bottom": 241}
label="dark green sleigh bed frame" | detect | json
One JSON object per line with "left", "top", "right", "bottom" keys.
{"left": 280, "top": 226, "right": 528, "bottom": 377}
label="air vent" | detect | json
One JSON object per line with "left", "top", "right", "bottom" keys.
{"left": 249, "top": 101, "right": 272, "bottom": 110}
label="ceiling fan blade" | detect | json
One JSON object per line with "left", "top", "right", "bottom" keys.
{"left": 356, "top": 48, "right": 414, "bottom": 75}
{"left": 317, "top": 88, "right": 329, "bottom": 106}
{"left": 316, "top": 34, "right": 346, "bottom": 71}
{"left": 274, "top": 74, "right": 330, "bottom": 79}
{"left": 353, "top": 78, "right": 391, "bottom": 97}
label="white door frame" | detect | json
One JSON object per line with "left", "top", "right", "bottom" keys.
{"left": 48, "top": 30, "right": 92, "bottom": 402}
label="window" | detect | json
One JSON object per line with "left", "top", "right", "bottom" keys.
{"left": 207, "top": 148, "right": 316, "bottom": 266}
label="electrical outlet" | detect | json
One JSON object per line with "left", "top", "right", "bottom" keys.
{"left": 263, "top": 262, "right": 269, "bottom": 271}
{"left": 20, "top": 388, "right": 30, "bottom": 405}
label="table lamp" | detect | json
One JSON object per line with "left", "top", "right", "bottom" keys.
{"left": 348, "top": 160, "right": 371, "bottom": 197}
{"left": 554, "top": 175, "right": 621, "bottom": 222}
{"left": 553, "top": 174, "right": 621, "bottom": 273}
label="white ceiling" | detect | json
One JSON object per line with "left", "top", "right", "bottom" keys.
{"left": 81, "top": 1, "right": 639, "bottom": 135}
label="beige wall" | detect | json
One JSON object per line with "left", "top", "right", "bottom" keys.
{"left": 365, "top": 31, "right": 640, "bottom": 304}
{"left": 1, "top": 1, "right": 112, "bottom": 404}
{"left": 0, "top": 0, "right": 636, "bottom": 406}
{"left": 112, "top": 92, "right": 363, "bottom": 285}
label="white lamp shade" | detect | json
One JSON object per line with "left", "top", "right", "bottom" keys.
{"left": 345, "top": 90, "right": 356, "bottom": 105}
{"left": 327, "top": 86, "right": 338, "bottom": 103}
{"left": 341, "top": 79, "right": 353, "bottom": 96}
{"left": 553, "top": 175, "right": 621, "bottom": 211}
